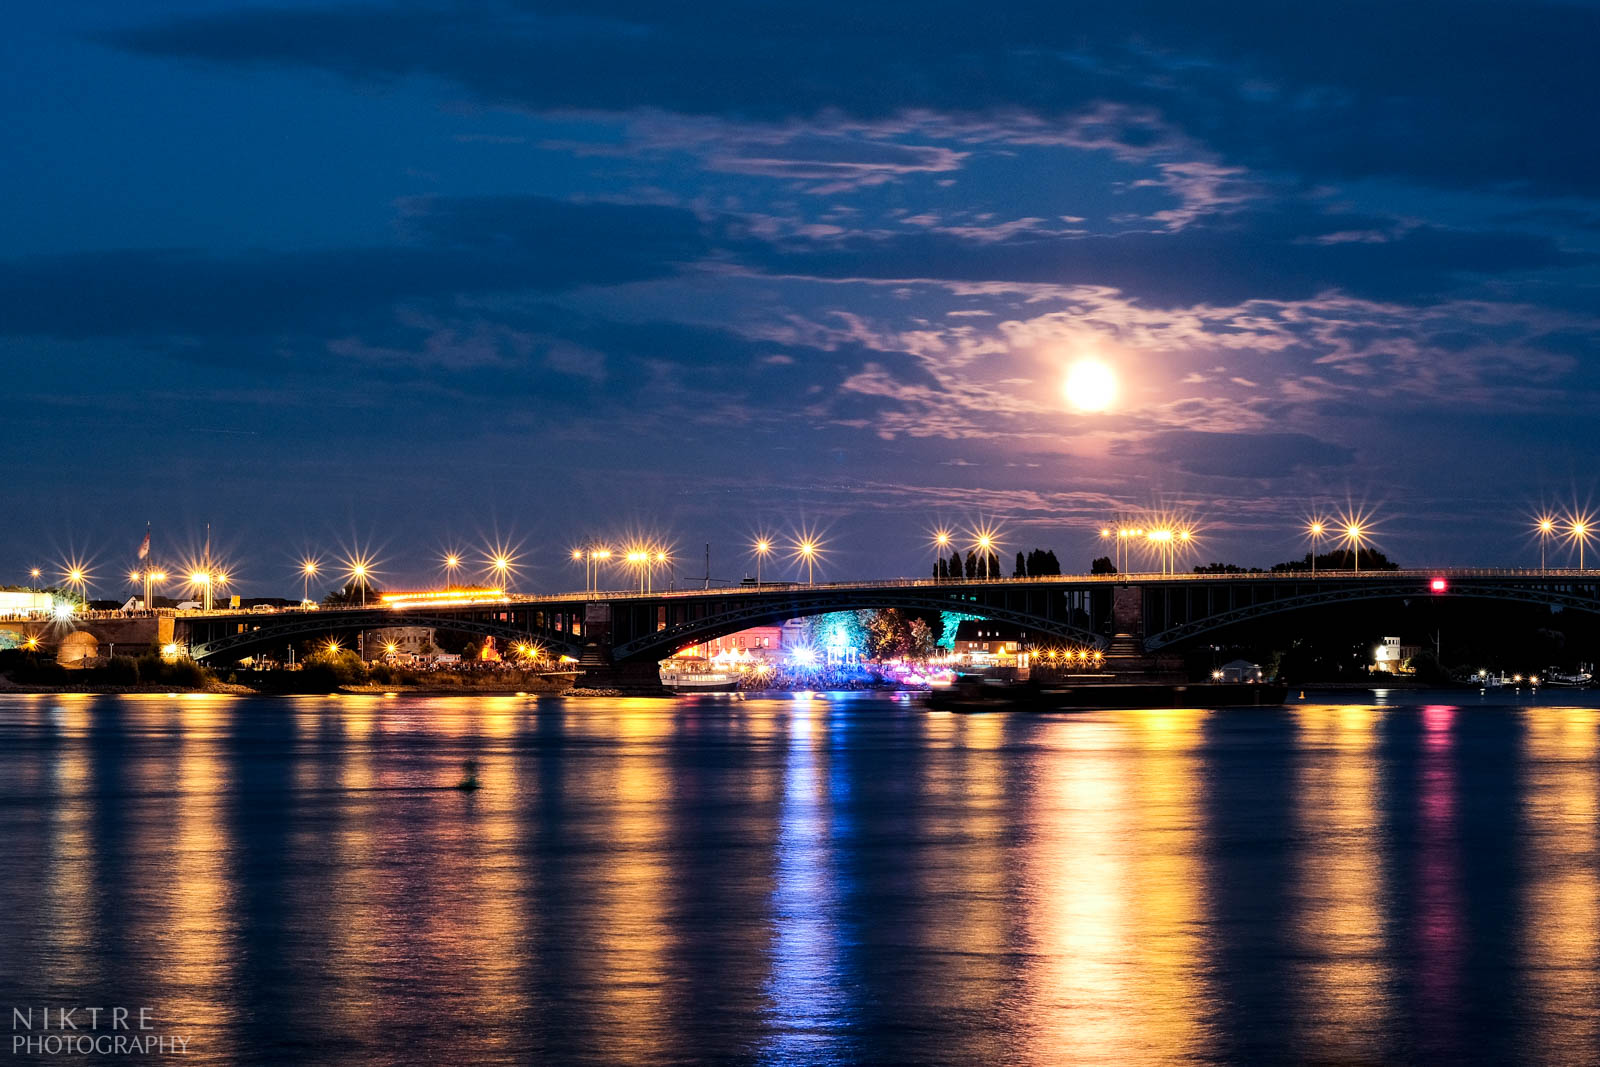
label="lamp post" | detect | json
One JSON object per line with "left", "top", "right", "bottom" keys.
{"left": 798, "top": 540, "right": 817, "bottom": 586}
{"left": 976, "top": 534, "right": 994, "bottom": 580}
{"left": 1306, "top": 520, "right": 1325, "bottom": 578}
{"left": 443, "top": 553, "right": 461, "bottom": 587}
{"left": 301, "top": 560, "right": 318, "bottom": 606}
{"left": 1569, "top": 517, "right": 1591, "bottom": 571}
{"left": 490, "top": 554, "right": 514, "bottom": 593}
{"left": 189, "top": 570, "right": 212, "bottom": 613}
{"left": 1343, "top": 523, "right": 1365, "bottom": 574}
{"left": 753, "top": 539, "right": 771, "bottom": 586}
{"left": 1536, "top": 517, "right": 1555, "bottom": 574}
{"left": 933, "top": 530, "right": 951, "bottom": 580}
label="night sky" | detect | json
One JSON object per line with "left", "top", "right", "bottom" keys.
{"left": 7, "top": 2, "right": 1600, "bottom": 593}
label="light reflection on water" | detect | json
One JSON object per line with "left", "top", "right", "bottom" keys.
{"left": 1, "top": 692, "right": 1599, "bottom": 1064}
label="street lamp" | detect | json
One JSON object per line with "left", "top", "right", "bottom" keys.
{"left": 651, "top": 550, "right": 669, "bottom": 594}
{"left": 300, "top": 559, "right": 319, "bottom": 606}
{"left": 488, "top": 552, "right": 515, "bottom": 592}
{"left": 1306, "top": 520, "right": 1326, "bottom": 578}
{"left": 625, "top": 549, "right": 648, "bottom": 592}
{"left": 974, "top": 532, "right": 996, "bottom": 580}
{"left": 349, "top": 562, "right": 369, "bottom": 606}
{"left": 188, "top": 570, "right": 213, "bottom": 613}
{"left": 797, "top": 539, "right": 818, "bottom": 586}
{"left": 574, "top": 545, "right": 613, "bottom": 595}
{"left": 1535, "top": 516, "right": 1556, "bottom": 573}
{"left": 1145, "top": 527, "right": 1174, "bottom": 575}
{"left": 933, "top": 529, "right": 952, "bottom": 580}
{"left": 752, "top": 539, "right": 772, "bottom": 587}
{"left": 1343, "top": 523, "right": 1366, "bottom": 574}
{"left": 443, "top": 553, "right": 461, "bottom": 586}
{"left": 1567, "top": 514, "right": 1593, "bottom": 571}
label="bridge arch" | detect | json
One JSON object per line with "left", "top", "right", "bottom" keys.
{"left": 187, "top": 611, "right": 583, "bottom": 664}
{"left": 610, "top": 590, "right": 1103, "bottom": 663}
{"left": 1143, "top": 579, "right": 1600, "bottom": 650}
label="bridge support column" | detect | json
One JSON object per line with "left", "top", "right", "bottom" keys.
{"left": 574, "top": 601, "right": 667, "bottom": 694}
{"left": 576, "top": 658, "right": 668, "bottom": 694}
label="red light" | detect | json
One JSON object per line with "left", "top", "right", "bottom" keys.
{"left": 1430, "top": 577, "right": 1448, "bottom": 592}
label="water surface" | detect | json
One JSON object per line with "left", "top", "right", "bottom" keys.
{"left": 1, "top": 690, "right": 1597, "bottom": 1064}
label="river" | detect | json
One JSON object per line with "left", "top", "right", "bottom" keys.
{"left": 1, "top": 690, "right": 1596, "bottom": 1064}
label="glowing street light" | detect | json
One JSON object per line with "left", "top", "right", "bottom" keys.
{"left": 796, "top": 539, "right": 819, "bottom": 586}
{"left": 486, "top": 549, "right": 517, "bottom": 592}
{"left": 188, "top": 569, "right": 214, "bottom": 612}
{"left": 1343, "top": 522, "right": 1366, "bottom": 574}
{"left": 1535, "top": 515, "right": 1557, "bottom": 573}
{"left": 752, "top": 538, "right": 773, "bottom": 587}
{"left": 1566, "top": 512, "right": 1594, "bottom": 571}
{"left": 972, "top": 528, "right": 1000, "bottom": 580}
{"left": 29, "top": 567, "right": 41, "bottom": 583}
{"left": 443, "top": 553, "right": 462, "bottom": 585}
{"left": 625, "top": 549, "right": 649, "bottom": 592}
{"left": 574, "top": 544, "right": 611, "bottom": 596}
{"left": 1306, "top": 519, "right": 1327, "bottom": 578}
{"left": 343, "top": 559, "right": 372, "bottom": 607}
{"left": 300, "top": 559, "right": 320, "bottom": 605}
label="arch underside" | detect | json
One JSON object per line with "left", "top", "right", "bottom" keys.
{"left": 612, "top": 592, "right": 1102, "bottom": 662}
{"left": 1143, "top": 582, "right": 1600, "bottom": 649}
{"left": 189, "top": 612, "right": 582, "bottom": 662}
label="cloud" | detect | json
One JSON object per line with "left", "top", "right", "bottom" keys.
{"left": 0, "top": 195, "right": 713, "bottom": 339}
{"left": 1121, "top": 430, "right": 1356, "bottom": 478}
{"left": 756, "top": 209, "right": 1579, "bottom": 308}
{"left": 103, "top": 1, "right": 1600, "bottom": 195}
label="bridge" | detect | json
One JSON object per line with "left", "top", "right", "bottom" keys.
{"left": 151, "top": 567, "right": 1600, "bottom": 687}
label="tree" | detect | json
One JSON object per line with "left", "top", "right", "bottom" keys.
{"left": 322, "top": 579, "right": 381, "bottom": 607}
{"left": 1014, "top": 551, "right": 1027, "bottom": 578}
{"left": 1091, "top": 556, "right": 1117, "bottom": 575}
{"left": 864, "top": 608, "right": 908, "bottom": 659}
{"left": 1043, "top": 550, "right": 1061, "bottom": 575}
{"left": 905, "top": 618, "right": 937, "bottom": 661}
{"left": 965, "top": 550, "right": 978, "bottom": 578}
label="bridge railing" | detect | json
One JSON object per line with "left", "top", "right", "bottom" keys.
{"left": 138, "top": 566, "right": 1600, "bottom": 620}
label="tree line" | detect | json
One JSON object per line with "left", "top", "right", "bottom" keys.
{"left": 934, "top": 547, "right": 1062, "bottom": 579}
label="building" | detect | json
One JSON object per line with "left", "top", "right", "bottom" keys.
{"left": 0, "top": 591, "right": 57, "bottom": 616}
{"left": 672, "top": 621, "right": 801, "bottom": 663}
{"left": 951, "top": 620, "right": 1031, "bottom": 668}
{"left": 1373, "top": 636, "right": 1421, "bottom": 674}
{"left": 367, "top": 626, "right": 437, "bottom": 660}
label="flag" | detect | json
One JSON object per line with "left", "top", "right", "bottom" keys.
{"left": 137, "top": 530, "right": 150, "bottom": 560}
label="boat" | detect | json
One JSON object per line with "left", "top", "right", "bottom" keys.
{"left": 1541, "top": 665, "right": 1593, "bottom": 688}
{"left": 659, "top": 668, "right": 740, "bottom": 693}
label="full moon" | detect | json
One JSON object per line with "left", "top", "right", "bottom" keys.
{"left": 1063, "top": 359, "right": 1118, "bottom": 413}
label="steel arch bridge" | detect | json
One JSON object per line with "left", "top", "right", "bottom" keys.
{"left": 170, "top": 569, "right": 1600, "bottom": 673}
{"left": 1139, "top": 571, "right": 1600, "bottom": 649}
{"left": 183, "top": 609, "right": 584, "bottom": 663}
{"left": 609, "top": 586, "right": 1103, "bottom": 662}
{"left": 177, "top": 578, "right": 1108, "bottom": 666}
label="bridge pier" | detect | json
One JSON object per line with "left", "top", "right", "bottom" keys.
{"left": 576, "top": 658, "right": 668, "bottom": 694}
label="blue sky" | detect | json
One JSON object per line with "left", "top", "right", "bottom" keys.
{"left": 6, "top": 1, "right": 1600, "bottom": 593}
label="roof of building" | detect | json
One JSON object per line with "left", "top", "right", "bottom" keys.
{"left": 953, "top": 620, "right": 1029, "bottom": 642}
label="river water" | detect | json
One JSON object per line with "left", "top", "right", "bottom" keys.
{"left": 1, "top": 690, "right": 1597, "bottom": 1064}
